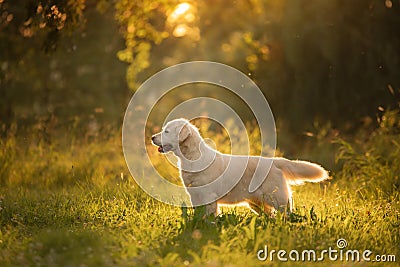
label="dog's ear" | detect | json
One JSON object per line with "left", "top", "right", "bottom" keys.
{"left": 179, "top": 123, "right": 192, "bottom": 142}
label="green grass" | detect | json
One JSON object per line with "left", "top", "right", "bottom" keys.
{"left": 0, "top": 111, "right": 399, "bottom": 266}
{"left": 1, "top": 183, "right": 398, "bottom": 266}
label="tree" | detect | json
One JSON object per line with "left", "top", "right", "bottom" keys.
{"left": 2, "top": 0, "right": 400, "bottom": 134}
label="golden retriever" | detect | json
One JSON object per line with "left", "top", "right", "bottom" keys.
{"left": 152, "top": 118, "right": 329, "bottom": 215}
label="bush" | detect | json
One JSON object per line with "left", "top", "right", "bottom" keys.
{"left": 335, "top": 109, "right": 400, "bottom": 198}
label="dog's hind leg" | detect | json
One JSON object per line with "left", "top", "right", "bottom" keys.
{"left": 246, "top": 199, "right": 275, "bottom": 215}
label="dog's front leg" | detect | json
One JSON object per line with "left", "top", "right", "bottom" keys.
{"left": 189, "top": 191, "right": 219, "bottom": 217}
{"left": 205, "top": 201, "right": 218, "bottom": 216}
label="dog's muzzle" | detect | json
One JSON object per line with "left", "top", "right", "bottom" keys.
{"left": 151, "top": 135, "right": 172, "bottom": 153}
{"left": 156, "top": 144, "right": 173, "bottom": 153}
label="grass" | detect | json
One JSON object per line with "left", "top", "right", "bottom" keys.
{"left": 1, "top": 183, "right": 398, "bottom": 266}
{"left": 0, "top": 111, "right": 399, "bottom": 266}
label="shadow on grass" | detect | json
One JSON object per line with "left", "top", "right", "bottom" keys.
{"left": 153, "top": 204, "right": 320, "bottom": 263}
{"left": 154, "top": 206, "right": 245, "bottom": 263}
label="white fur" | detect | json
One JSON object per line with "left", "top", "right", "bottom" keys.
{"left": 152, "top": 118, "right": 330, "bottom": 215}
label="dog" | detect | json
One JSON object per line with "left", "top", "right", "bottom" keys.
{"left": 151, "top": 118, "right": 329, "bottom": 216}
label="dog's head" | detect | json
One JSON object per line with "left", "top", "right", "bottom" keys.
{"left": 151, "top": 118, "right": 193, "bottom": 154}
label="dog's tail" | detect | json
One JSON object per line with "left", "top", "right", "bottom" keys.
{"left": 273, "top": 158, "right": 330, "bottom": 185}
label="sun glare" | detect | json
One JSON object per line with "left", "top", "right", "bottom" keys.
{"left": 168, "top": 2, "right": 198, "bottom": 39}
{"left": 174, "top": 3, "right": 191, "bottom": 16}
{"left": 169, "top": 2, "right": 192, "bottom": 22}
{"left": 173, "top": 24, "right": 188, "bottom": 37}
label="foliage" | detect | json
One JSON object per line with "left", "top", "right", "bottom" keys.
{"left": 0, "top": 0, "right": 127, "bottom": 128}
{"left": 0, "top": 0, "right": 86, "bottom": 53}
{"left": 0, "top": 123, "right": 126, "bottom": 188}
{"left": 144, "top": 0, "right": 400, "bottom": 129}
{"left": 114, "top": 0, "right": 178, "bottom": 89}
{"left": 2, "top": 0, "right": 400, "bottom": 133}
{"left": 336, "top": 109, "right": 400, "bottom": 197}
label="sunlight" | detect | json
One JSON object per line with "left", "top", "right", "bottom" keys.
{"left": 219, "top": 202, "right": 251, "bottom": 209}
{"left": 172, "top": 2, "right": 191, "bottom": 17}
{"left": 173, "top": 24, "right": 189, "bottom": 37}
{"left": 169, "top": 2, "right": 192, "bottom": 22}
{"left": 167, "top": 2, "right": 198, "bottom": 39}
{"left": 385, "top": 0, "right": 393, "bottom": 8}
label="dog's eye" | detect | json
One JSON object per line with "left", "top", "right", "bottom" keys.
{"left": 165, "top": 130, "right": 169, "bottom": 133}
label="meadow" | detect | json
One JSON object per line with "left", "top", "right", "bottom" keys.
{"left": 0, "top": 110, "right": 399, "bottom": 266}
